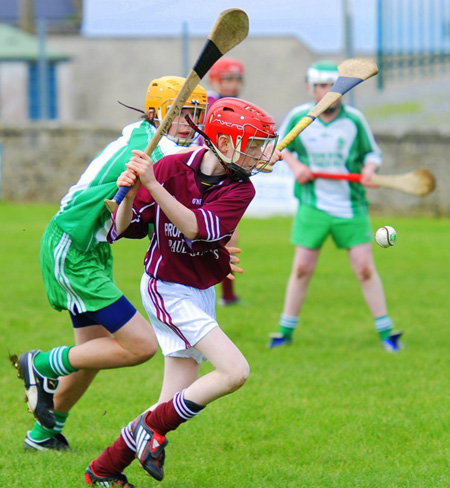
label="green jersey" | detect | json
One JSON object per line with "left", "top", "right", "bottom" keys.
{"left": 54, "top": 120, "right": 179, "bottom": 252}
{"left": 279, "top": 103, "right": 382, "bottom": 218}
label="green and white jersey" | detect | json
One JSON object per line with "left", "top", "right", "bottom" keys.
{"left": 280, "top": 103, "right": 382, "bottom": 218}
{"left": 54, "top": 119, "right": 182, "bottom": 252}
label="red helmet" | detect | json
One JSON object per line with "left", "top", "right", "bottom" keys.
{"left": 209, "top": 58, "right": 244, "bottom": 82}
{"left": 204, "top": 98, "right": 278, "bottom": 177}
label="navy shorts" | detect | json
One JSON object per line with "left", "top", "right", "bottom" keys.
{"left": 69, "top": 295, "right": 137, "bottom": 334}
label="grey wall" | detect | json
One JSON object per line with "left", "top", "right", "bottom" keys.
{"left": 0, "top": 124, "right": 447, "bottom": 216}
{"left": 35, "top": 34, "right": 330, "bottom": 126}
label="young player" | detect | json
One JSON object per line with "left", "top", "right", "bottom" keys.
{"left": 208, "top": 56, "right": 244, "bottom": 104}
{"left": 268, "top": 61, "right": 403, "bottom": 352}
{"left": 208, "top": 57, "right": 245, "bottom": 305}
{"left": 84, "top": 97, "right": 282, "bottom": 486}
{"left": 12, "top": 76, "right": 209, "bottom": 454}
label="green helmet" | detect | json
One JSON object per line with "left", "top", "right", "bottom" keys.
{"left": 306, "top": 61, "right": 339, "bottom": 85}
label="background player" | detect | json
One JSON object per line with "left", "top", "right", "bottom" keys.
{"left": 207, "top": 57, "right": 245, "bottom": 305}
{"left": 85, "top": 98, "right": 282, "bottom": 486}
{"left": 12, "top": 77, "right": 208, "bottom": 457}
{"left": 268, "top": 61, "right": 403, "bottom": 352}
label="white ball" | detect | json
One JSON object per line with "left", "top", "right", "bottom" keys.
{"left": 375, "top": 226, "right": 397, "bottom": 248}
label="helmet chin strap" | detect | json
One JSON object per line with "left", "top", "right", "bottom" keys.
{"left": 184, "top": 115, "right": 249, "bottom": 180}
{"left": 117, "top": 100, "right": 146, "bottom": 115}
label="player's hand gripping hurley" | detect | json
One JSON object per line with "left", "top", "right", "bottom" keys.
{"left": 257, "top": 57, "right": 379, "bottom": 173}
{"left": 104, "top": 8, "right": 249, "bottom": 212}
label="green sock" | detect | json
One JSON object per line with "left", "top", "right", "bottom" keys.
{"left": 279, "top": 314, "right": 298, "bottom": 339}
{"left": 33, "top": 346, "right": 78, "bottom": 379}
{"left": 374, "top": 315, "right": 393, "bottom": 340}
{"left": 29, "top": 411, "right": 69, "bottom": 440}
{"left": 280, "top": 325, "right": 295, "bottom": 339}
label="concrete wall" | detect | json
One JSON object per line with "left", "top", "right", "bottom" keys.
{"left": 23, "top": 34, "right": 325, "bottom": 126}
{"left": 367, "top": 129, "right": 448, "bottom": 216}
{"left": 0, "top": 60, "right": 74, "bottom": 123}
{"left": 0, "top": 124, "right": 447, "bottom": 216}
{"left": 0, "top": 62, "right": 28, "bottom": 123}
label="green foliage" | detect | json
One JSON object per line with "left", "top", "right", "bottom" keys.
{"left": 1, "top": 202, "right": 449, "bottom": 487}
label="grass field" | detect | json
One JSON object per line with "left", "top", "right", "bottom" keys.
{"left": 1, "top": 202, "right": 449, "bottom": 487}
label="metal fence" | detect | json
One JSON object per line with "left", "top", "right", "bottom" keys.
{"left": 377, "top": 0, "right": 450, "bottom": 89}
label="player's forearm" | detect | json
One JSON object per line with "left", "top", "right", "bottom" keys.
{"left": 283, "top": 150, "right": 302, "bottom": 172}
{"left": 146, "top": 181, "right": 199, "bottom": 239}
{"left": 115, "top": 197, "right": 134, "bottom": 235}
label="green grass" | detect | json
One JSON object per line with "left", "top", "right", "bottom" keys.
{"left": 1, "top": 202, "right": 450, "bottom": 487}
{"left": 364, "top": 101, "right": 422, "bottom": 120}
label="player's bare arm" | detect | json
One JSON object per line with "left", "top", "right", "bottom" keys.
{"left": 265, "top": 145, "right": 283, "bottom": 167}
{"left": 114, "top": 169, "right": 141, "bottom": 235}
{"left": 127, "top": 149, "right": 199, "bottom": 239}
{"left": 283, "top": 150, "right": 312, "bottom": 183}
{"left": 360, "top": 161, "right": 380, "bottom": 188}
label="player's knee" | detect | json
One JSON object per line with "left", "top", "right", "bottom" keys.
{"left": 227, "top": 359, "right": 250, "bottom": 392}
{"left": 133, "top": 339, "right": 158, "bottom": 363}
{"left": 294, "top": 263, "right": 312, "bottom": 280}
{"left": 357, "top": 264, "right": 373, "bottom": 282}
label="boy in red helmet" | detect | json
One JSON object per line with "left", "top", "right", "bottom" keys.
{"left": 85, "top": 98, "right": 282, "bottom": 486}
{"left": 208, "top": 57, "right": 245, "bottom": 305}
{"left": 208, "top": 57, "right": 244, "bottom": 104}
{"left": 11, "top": 76, "right": 208, "bottom": 455}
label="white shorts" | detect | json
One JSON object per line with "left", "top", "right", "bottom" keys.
{"left": 140, "top": 273, "right": 218, "bottom": 364}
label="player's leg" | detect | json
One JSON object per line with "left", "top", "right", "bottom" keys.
{"left": 55, "top": 325, "right": 109, "bottom": 413}
{"left": 348, "top": 243, "right": 402, "bottom": 351}
{"left": 269, "top": 206, "right": 329, "bottom": 348}
{"left": 14, "top": 301, "right": 157, "bottom": 431}
{"left": 269, "top": 246, "right": 320, "bottom": 347}
{"left": 140, "top": 329, "right": 248, "bottom": 439}
{"left": 219, "top": 228, "right": 240, "bottom": 306}
{"left": 88, "top": 356, "right": 201, "bottom": 483}
{"left": 157, "top": 356, "right": 201, "bottom": 404}
{"left": 184, "top": 327, "right": 249, "bottom": 403}
{"left": 348, "top": 242, "right": 387, "bottom": 316}
{"left": 24, "top": 325, "right": 109, "bottom": 450}
{"left": 128, "top": 328, "right": 248, "bottom": 481}
{"left": 67, "top": 311, "right": 156, "bottom": 370}
{"left": 120, "top": 277, "right": 249, "bottom": 480}
{"left": 334, "top": 213, "right": 402, "bottom": 352}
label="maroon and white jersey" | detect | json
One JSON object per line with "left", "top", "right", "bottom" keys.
{"left": 108, "top": 147, "right": 255, "bottom": 289}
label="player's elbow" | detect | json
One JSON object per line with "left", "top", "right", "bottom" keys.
{"left": 182, "top": 221, "right": 199, "bottom": 240}
{"left": 183, "top": 228, "right": 198, "bottom": 240}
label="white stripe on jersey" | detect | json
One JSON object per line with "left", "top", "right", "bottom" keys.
{"left": 199, "top": 208, "right": 222, "bottom": 241}
{"left": 186, "top": 148, "right": 205, "bottom": 167}
{"left": 155, "top": 203, "right": 161, "bottom": 249}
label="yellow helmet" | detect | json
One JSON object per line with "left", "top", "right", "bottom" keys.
{"left": 145, "top": 76, "right": 208, "bottom": 146}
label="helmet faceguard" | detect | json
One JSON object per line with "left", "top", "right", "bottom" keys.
{"left": 202, "top": 98, "right": 278, "bottom": 179}
{"left": 145, "top": 76, "right": 208, "bottom": 146}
